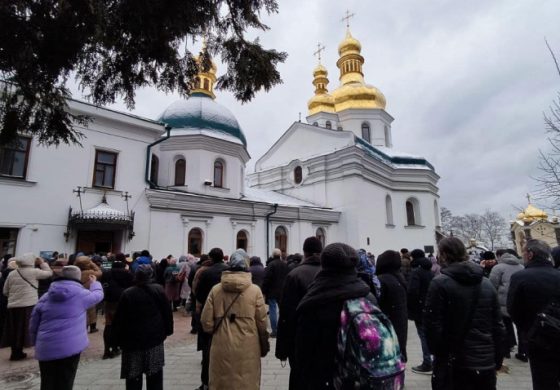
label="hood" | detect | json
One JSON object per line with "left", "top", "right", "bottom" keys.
{"left": 48, "top": 280, "right": 83, "bottom": 302}
{"left": 220, "top": 271, "right": 252, "bottom": 293}
{"left": 16, "top": 253, "right": 36, "bottom": 268}
{"left": 411, "top": 257, "right": 432, "bottom": 270}
{"left": 498, "top": 253, "right": 522, "bottom": 266}
{"left": 137, "top": 256, "right": 151, "bottom": 264}
{"left": 441, "top": 261, "right": 483, "bottom": 285}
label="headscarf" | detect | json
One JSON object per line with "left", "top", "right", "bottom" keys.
{"left": 229, "top": 249, "right": 250, "bottom": 271}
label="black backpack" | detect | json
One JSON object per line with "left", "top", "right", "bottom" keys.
{"left": 528, "top": 297, "right": 560, "bottom": 352}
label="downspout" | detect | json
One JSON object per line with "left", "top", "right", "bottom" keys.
{"left": 145, "top": 124, "right": 171, "bottom": 188}
{"left": 266, "top": 203, "right": 278, "bottom": 260}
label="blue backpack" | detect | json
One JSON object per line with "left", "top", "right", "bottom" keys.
{"left": 334, "top": 296, "right": 405, "bottom": 390}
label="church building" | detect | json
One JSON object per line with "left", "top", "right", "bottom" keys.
{"left": 0, "top": 28, "right": 440, "bottom": 260}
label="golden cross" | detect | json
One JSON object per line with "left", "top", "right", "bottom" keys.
{"left": 313, "top": 43, "right": 326, "bottom": 63}
{"left": 341, "top": 9, "right": 355, "bottom": 28}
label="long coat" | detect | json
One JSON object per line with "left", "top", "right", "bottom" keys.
{"left": 201, "top": 271, "right": 268, "bottom": 390}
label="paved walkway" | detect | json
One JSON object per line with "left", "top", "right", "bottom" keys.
{"left": 0, "top": 313, "right": 534, "bottom": 389}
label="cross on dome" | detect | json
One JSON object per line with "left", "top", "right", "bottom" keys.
{"left": 341, "top": 9, "right": 355, "bottom": 29}
{"left": 313, "top": 43, "right": 326, "bottom": 63}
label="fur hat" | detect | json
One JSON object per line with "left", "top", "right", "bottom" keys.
{"left": 303, "top": 236, "right": 323, "bottom": 256}
{"left": 321, "top": 243, "right": 359, "bottom": 270}
{"left": 229, "top": 249, "right": 250, "bottom": 271}
{"left": 410, "top": 249, "right": 426, "bottom": 260}
{"left": 62, "top": 265, "right": 82, "bottom": 282}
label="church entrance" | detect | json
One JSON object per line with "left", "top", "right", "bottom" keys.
{"left": 275, "top": 226, "right": 288, "bottom": 258}
{"left": 76, "top": 230, "right": 122, "bottom": 254}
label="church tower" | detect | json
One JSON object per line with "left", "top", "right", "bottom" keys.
{"left": 306, "top": 22, "right": 394, "bottom": 148}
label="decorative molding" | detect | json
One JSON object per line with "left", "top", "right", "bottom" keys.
{"left": 0, "top": 176, "right": 37, "bottom": 187}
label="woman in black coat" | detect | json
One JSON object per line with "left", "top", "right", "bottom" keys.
{"left": 112, "top": 265, "right": 173, "bottom": 390}
{"left": 376, "top": 250, "right": 408, "bottom": 362}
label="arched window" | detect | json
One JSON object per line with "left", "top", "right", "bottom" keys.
{"left": 337, "top": 126, "right": 343, "bottom": 131}
{"left": 361, "top": 122, "right": 371, "bottom": 143}
{"left": 294, "top": 166, "right": 302, "bottom": 185}
{"left": 385, "top": 195, "right": 394, "bottom": 225}
{"left": 325, "top": 121, "right": 332, "bottom": 129}
{"left": 315, "top": 228, "right": 326, "bottom": 248}
{"left": 175, "top": 158, "right": 186, "bottom": 186}
{"left": 188, "top": 228, "right": 203, "bottom": 257}
{"left": 213, "top": 160, "right": 224, "bottom": 188}
{"left": 275, "top": 226, "right": 288, "bottom": 257}
{"left": 406, "top": 198, "right": 421, "bottom": 226}
{"left": 236, "top": 231, "right": 248, "bottom": 251}
{"left": 204, "top": 78, "right": 209, "bottom": 90}
{"left": 150, "top": 154, "right": 159, "bottom": 185}
{"left": 384, "top": 125, "right": 390, "bottom": 147}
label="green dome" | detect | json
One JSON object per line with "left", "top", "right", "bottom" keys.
{"left": 158, "top": 93, "right": 247, "bottom": 146}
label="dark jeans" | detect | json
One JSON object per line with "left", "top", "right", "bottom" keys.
{"left": 432, "top": 358, "right": 496, "bottom": 390}
{"left": 125, "top": 370, "right": 163, "bottom": 390}
{"left": 502, "top": 316, "right": 517, "bottom": 351}
{"left": 39, "top": 353, "right": 81, "bottom": 390}
{"left": 518, "top": 328, "right": 528, "bottom": 356}
{"left": 414, "top": 320, "right": 432, "bottom": 366}
{"left": 528, "top": 347, "right": 560, "bottom": 390}
{"left": 268, "top": 298, "right": 279, "bottom": 334}
{"left": 200, "top": 332, "right": 211, "bottom": 385}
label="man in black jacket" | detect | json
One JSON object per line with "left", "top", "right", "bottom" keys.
{"left": 262, "top": 248, "right": 289, "bottom": 337}
{"left": 425, "top": 237, "right": 504, "bottom": 390}
{"left": 408, "top": 248, "right": 434, "bottom": 375}
{"left": 508, "top": 239, "right": 560, "bottom": 390}
{"left": 194, "top": 248, "right": 229, "bottom": 390}
{"left": 276, "top": 237, "right": 323, "bottom": 389}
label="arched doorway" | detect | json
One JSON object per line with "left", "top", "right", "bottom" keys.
{"left": 236, "top": 230, "right": 248, "bottom": 251}
{"left": 315, "top": 227, "right": 326, "bottom": 248}
{"left": 188, "top": 228, "right": 203, "bottom": 257}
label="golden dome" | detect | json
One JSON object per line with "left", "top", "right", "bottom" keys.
{"left": 192, "top": 54, "right": 217, "bottom": 99}
{"left": 338, "top": 30, "right": 362, "bottom": 56}
{"left": 308, "top": 63, "right": 335, "bottom": 115}
{"left": 517, "top": 204, "right": 548, "bottom": 223}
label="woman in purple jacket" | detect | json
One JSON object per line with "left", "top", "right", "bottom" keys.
{"left": 30, "top": 265, "right": 104, "bottom": 390}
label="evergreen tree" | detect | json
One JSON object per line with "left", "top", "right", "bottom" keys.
{"left": 0, "top": 0, "right": 287, "bottom": 145}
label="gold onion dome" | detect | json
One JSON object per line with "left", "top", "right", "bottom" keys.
{"left": 330, "top": 30, "right": 386, "bottom": 111}
{"left": 517, "top": 204, "right": 548, "bottom": 223}
{"left": 191, "top": 54, "right": 218, "bottom": 99}
{"left": 308, "top": 63, "right": 335, "bottom": 115}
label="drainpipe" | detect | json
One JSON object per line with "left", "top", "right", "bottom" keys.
{"left": 266, "top": 203, "right": 278, "bottom": 260}
{"left": 145, "top": 124, "right": 172, "bottom": 188}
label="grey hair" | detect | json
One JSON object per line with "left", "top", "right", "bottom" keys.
{"left": 272, "top": 248, "right": 282, "bottom": 258}
{"left": 526, "top": 239, "right": 552, "bottom": 262}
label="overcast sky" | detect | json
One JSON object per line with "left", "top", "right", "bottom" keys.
{"left": 69, "top": 0, "right": 560, "bottom": 220}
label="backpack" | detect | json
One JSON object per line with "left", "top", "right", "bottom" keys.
{"left": 334, "top": 296, "right": 405, "bottom": 390}
{"left": 528, "top": 297, "right": 560, "bottom": 352}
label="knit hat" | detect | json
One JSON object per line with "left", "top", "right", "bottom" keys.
{"left": 376, "top": 250, "right": 402, "bottom": 275}
{"left": 115, "top": 253, "right": 126, "bottom": 262}
{"left": 62, "top": 265, "right": 82, "bottom": 282}
{"left": 135, "top": 264, "right": 154, "bottom": 283}
{"left": 481, "top": 251, "right": 496, "bottom": 260}
{"left": 178, "top": 255, "right": 188, "bottom": 263}
{"left": 410, "top": 249, "right": 425, "bottom": 260}
{"left": 320, "top": 243, "right": 359, "bottom": 271}
{"left": 229, "top": 249, "right": 250, "bottom": 271}
{"left": 303, "top": 236, "right": 323, "bottom": 256}
{"left": 250, "top": 256, "right": 262, "bottom": 266}
{"left": 16, "top": 252, "right": 37, "bottom": 267}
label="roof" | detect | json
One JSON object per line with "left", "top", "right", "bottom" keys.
{"left": 355, "top": 137, "right": 435, "bottom": 171}
{"left": 241, "top": 187, "right": 322, "bottom": 208}
{"left": 70, "top": 201, "right": 132, "bottom": 226}
{"left": 158, "top": 93, "right": 247, "bottom": 146}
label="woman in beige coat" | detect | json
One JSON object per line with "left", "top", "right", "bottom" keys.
{"left": 201, "top": 249, "right": 268, "bottom": 390}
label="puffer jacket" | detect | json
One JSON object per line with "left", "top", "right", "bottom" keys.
{"left": 201, "top": 271, "right": 268, "bottom": 390}
{"left": 29, "top": 279, "right": 103, "bottom": 361}
{"left": 3, "top": 253, "right": 52, "bottom": 308}
{"left": 488, "top": 253, "right": 523, "bottom": 316}
{"left": 424, "top": 261, "right": 504, "bottom": 370}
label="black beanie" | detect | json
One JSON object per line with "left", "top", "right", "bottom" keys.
{"left": 410, "top": 249, "right": 425, "bottom": 260}
{"left": 303, "top": 236, "right": 323, "bottom": 255}
{"left": 321, "top": 243, "right": 358, "bottom": 270}
{"left": 481, "top": 251, "right": 496, "bottom": 260}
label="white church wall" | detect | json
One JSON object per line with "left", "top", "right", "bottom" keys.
{"left": 337, "top": 109, "right": 393, "bottom": 148}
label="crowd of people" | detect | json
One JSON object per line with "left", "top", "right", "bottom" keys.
{"left": 1, "top": 236, "right": 560, "bottom": 390}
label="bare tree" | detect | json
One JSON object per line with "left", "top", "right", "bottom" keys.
{"left": 479, "top": 210, "right": 508, "bottom": 250}
{"left": 535, "top": 40, "right": 560, "bottom": 207}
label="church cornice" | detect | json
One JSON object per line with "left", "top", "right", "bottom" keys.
{"left": 158, "top": 134, "right": 250, "bottom": 163}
